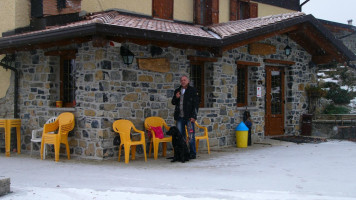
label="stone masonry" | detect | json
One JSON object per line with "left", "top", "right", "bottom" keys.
{"left": 0, "top": 34, "right": 315, "bottom": 160}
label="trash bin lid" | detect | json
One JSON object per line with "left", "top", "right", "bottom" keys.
{"left": 235, "top": 121, "right": 249, "bottom": 131}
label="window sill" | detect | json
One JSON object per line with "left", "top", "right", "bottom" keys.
{"left": 48, "top": 107, "right": 76, "bottom": 112}
{"left": 236, "top": 106, "right": 259, "bottom": 111}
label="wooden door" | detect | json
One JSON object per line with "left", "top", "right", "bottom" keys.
{"left": 152, "top": 0, "right": 173, "bottom": 20}
{"left": 265, "top": 66, "right": 285, "bottom": 136}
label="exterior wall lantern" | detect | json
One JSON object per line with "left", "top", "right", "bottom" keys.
{"left": 120, "top": 46, "right": 135, "bottom": 65}
{"left": 284, "top": 35, "right": 292, "bottom": 57}
{"left": 284, "top": 45, "right": 292, "bottom": 57}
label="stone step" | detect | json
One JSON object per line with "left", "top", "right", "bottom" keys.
{"left": 0, "top": 177, "right": 10, "bottom": 196}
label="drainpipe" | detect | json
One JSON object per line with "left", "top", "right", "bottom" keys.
{"left": 0, "top": 55, "right": 19, "bottom": 119}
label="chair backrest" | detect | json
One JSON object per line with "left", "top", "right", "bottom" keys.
{"left": 57, "top": 112, "right": 75, "bottom": 134}
{"left": 113, "top": 120, "right": 134, "bottom": 142}
{"left": 195, "top": 121, "right": 208, "bottom": 137}
{"left": 144, "top": 117, "right": 165, "bottom": 130}
{"left": 46, "top": 117, "right": 57, "bottom": 124}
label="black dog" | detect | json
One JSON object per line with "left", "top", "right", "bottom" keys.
{"left": 166, "top": 126, "right": 190, "bottom": 163}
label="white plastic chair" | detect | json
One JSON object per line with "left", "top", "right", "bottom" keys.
{"left": 31, "top": 117, "right": 57, "bottom": 158}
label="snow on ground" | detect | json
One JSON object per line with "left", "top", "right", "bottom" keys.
{"left": 1, "top": 139, "right": 356, "bottom": 200}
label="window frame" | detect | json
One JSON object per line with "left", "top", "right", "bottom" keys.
{"left": 60, "top": 55, "right": 76, "bottom": 108}
{"left": 190, "top": 61, "right": 205, "bottom": 108}
{"left": 236, "top": 61, "right": 260, "bottom": 107}
{"left": 237, "top": 65, "right": 248, "bottom": 107}
{"left": 230, "top": 0, "right": 258, "bottom": 21}
{"left": 194, "top": 0, "right": 219, "bottom": 25}
{"left": 188, "top": 56, "right": 218, "bottom": 108}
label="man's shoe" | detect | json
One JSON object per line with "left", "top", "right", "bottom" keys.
{"left": 190, "top": 154, "right": 196, "bottom": 159}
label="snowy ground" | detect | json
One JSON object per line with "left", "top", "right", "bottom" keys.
{"left": 1, "top": 139, "right": 356, "bottom": 200}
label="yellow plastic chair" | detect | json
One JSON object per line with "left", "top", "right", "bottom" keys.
{"left": 41, "top": 112, "right": 75, "bottom": 162}
{"left": 112, "top": 119, "right": 147, "bottom": 164}
{"left": 144, "top": 117, "right": 172, "bottom": 160}
{"left": 0, "top": 119, "right": 8, "bottom": 156}
{"left": 0, "top": 119, "right": 21, "bottom": 157}
{"left": 31, "top": 117, "right": 57, "bottom": 158}
{"left": 186, "top": 121, "right": 210, "bottom": 154}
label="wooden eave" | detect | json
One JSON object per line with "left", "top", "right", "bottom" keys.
{"left": 0, "top": 14, "right": 354, "bottom": 64}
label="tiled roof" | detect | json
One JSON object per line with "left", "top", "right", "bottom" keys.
{"left": 9, "top": 11, "right": 214, "bottom": 39}
{"left": 208, "top": 12, "right": 305, "bottom": 39}
{"left": 86, "top": 11, "right": 215, "bottom": 38}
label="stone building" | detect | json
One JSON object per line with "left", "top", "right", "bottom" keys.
{"left": 0, "top": 1, "right": 354, "bottom": 160}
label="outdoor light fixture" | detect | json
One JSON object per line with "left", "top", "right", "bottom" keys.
{"left": 120, "top": 46, "right": 135, "bottom": 65}
{"left": 284, "top": 35, "right": 292, "bottom": 57}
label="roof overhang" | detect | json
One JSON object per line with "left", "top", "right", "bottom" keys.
{"left": 0, "top": 13, "right": 354, "bottom": 64}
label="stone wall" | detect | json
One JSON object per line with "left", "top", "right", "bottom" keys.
{"left": 0, "top": 34, "right": 315, "bottom": 160}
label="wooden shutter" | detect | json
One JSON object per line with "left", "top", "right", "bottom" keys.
{"left": 249, "top": 2, "right": 258, "bottom": 18}
{"left": 230, "top": 0, "right": 237, "bottom": 21}
{"left": 211, "top": 0, "right": 219, "bottom": 24}
{"left": 153, "top": 0, "right": 173, "bottom": 20}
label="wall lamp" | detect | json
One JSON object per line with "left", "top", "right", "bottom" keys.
{"left": 120, "top": 46, "right": 135, "bottom": 65}
{"left": 284, "top": 35, "right": 292, "bottom": 57}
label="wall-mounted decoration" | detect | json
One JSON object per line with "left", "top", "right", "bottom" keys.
{"left": 137, "top": 58, "right": 170, "bottom": 73}
{"left": 249, "top": 43, "right": 276, "bottom": 55}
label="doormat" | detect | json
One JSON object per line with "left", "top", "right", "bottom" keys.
{"left": 271, "top": 136, "right": 327, "bottom": 144}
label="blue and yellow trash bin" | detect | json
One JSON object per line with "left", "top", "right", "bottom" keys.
{"left": 235, "top": 122, "right": 249, "bottom": 148}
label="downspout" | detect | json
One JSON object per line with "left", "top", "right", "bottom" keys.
{"left": 0, "top": 55, "right": 19, "bottom": 119}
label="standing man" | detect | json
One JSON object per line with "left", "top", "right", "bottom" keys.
{"left": 171, "top": 75, "right": 199, "bottom": 159}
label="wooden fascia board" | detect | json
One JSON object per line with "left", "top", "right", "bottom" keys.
{"left": 187, "top": 56, "right": 218, "bottom": 62}
{"left": 264, "top": 59, "right": 295, "bottom": 65}
{"left": 221, "top": 25, "right": 300, "bottom": 52}
{"left": 236, "top": 60, "right": 260, "bottom": 66}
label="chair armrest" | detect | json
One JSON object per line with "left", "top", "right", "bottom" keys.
{"left": 31, "top": 128, "right": 44, "bottom": 139}
{"left": 163, "top": 122, "right": 171, "bottom": 131}
{"left": 43, "top": 120, "right": 59, "bottom": 133}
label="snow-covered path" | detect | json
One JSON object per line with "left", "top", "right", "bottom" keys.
{"left": 1, "top": 139, "right": 356, "bottom": 200}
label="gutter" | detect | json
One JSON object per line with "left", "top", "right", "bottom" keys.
{"left": 0, "top": 55, "right": 19, "bottom": 118}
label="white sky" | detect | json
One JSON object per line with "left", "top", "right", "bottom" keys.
{"left": 302, "top": 0, "right": 356, "bottom": 25}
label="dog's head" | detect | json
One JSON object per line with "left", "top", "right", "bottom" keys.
{"left": 166, "top": 126, "right": 180, "bottom": 136}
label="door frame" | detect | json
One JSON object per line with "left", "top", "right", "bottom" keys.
{"left": 265, "top": 66, "right": 285, "bottom": 136}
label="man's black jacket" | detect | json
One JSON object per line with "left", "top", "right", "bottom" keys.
{"left": 171, "top": 85, "right": 199, "bottom": 121}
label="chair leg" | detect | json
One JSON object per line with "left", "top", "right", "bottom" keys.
{"left": 153, "top": 142, "right": 159, "bottom": 160}
{"left": 124, "top": 144, "right": 130, "bottom": 164}
{"left": 40, "top": 141, "right": 44, "bottom": 160}
{"left": 196, "top": 139, "right": 200, "bottom": 153}
{"left": 148, "top": 139, "right": 153, "bottom": 158}
{"left": 143, "top": 143, "right": 147, "bottom": 162}
{"left": 30, "top": 142, "right": 33, "bottom": 157}
{"left": 54, "top": 142, "right": 60, "bottom": 162}
{"left": 43, "top": 144, "right": 46, "bottom": 160}
{"left": 207, "top": 139, "right": 210, "bottom": 154}
{"left": 118, "top": 144, "right": 123, "bottom": 162}
{"left": 65, "top": 142, "right": 70, "bottom": 160}
{"left": 162, "top": 142, "right": 167, "bottom": 157}
{"left": 16, "top": 127, "right": 21, "bottom": 154}
{"left": 131, "top": 145, "right": 136, "bottom": 160}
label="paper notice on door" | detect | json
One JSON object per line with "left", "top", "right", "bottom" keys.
{"left": 257, "top": 86, "right": 262, "bottom": 97}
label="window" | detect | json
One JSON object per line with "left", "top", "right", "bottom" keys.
{"left": 190, "top": 62, "right": 205, "bottom": 108}
{"left": 237, "top": 65, "right": 248, "bottom": 107}
{"left": 188, "top": 56, "right": 217, "bottom": 108}
{"left": 194, "top": 0, "right": 219, "bottom": 25}
{"left": 60, "top": 57, "right": 76, "bottom": 107}
{"left": 236, "top": 61, "right": 260, "bottom": 107}
{"left": 152, "top": 0, "right": 174, "bottom": 20}
{"left": 57, "top": 0, "right": 66, "bottom": 10}
{"left": 230, "top": 0, "right": 258, "bottom": 20}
